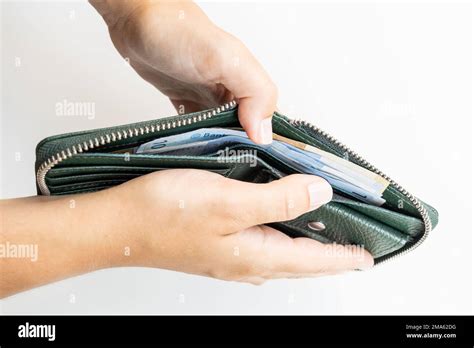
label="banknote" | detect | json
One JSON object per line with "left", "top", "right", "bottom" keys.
{"left": 135, "top": 128, "right": 387, "bottom": 205}
{"left": 272, "top": 133, "right": 389, "bottom": 191}
{"left": 136, "top": 128, "right": 386, "bottom": 193}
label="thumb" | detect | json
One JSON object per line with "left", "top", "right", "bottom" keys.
{"left": 237, "top": 93, "right": 277, "bottom": 145}
{"left": 218, "top": 174, "right": 333, "bottom": 230}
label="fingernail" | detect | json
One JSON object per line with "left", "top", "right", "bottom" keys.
{"left": 308, "top": 180, "right": 333, "bottom": 210}
{"left": 357, "top": 256, "right": 374, "bottom": 271}
{"left": 259, "top": 117, "right": 273, "bottom": 144}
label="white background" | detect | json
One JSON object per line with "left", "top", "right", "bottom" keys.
{"left": 1, "top": 0, "right": 472, "bottom": 314}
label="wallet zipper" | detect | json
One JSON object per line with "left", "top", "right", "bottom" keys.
{"left": 289, "top": 119, "right": 432, "bottom": 265}
{"left": 36, "top": 100, "right": 430, "bottom": 265}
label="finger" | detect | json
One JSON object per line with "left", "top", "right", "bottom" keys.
{"left": 276, "top": 236, "right": 374, "bottom": 274}
{"left": 237, "top": 276, "right": 266, "bottom": 286}
{"left": 223, "top": 225, "right": 374, "bottom": 279}
{"left": 212, "top": 33, "right": 277, "bottom": 144}
{"left": 237, "top": 92, "right": 277, "bottom": 145}
{"left": 216, "top": 174, "right": 333, "bottom": 231}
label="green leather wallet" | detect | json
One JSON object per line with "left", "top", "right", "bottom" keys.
{"left": 35, "top": 101, "right": 438, "bottom": 265}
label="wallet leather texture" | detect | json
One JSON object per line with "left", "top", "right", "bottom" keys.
{"left": 35, "top": 102, "right": 439, "bottom": 264}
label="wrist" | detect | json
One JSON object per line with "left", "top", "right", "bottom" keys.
{"left": 87, "top": 185, "right": 156, "bottom": 269}
{"left": 40, "top": 190, "right": 139, "bottom": 271}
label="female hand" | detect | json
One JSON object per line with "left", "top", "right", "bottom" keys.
{"left": 0, "top": 170, "right": 373, "bottom": 297}
{"left": 90, "top": 0, "right": 278, "bottom": 144}
{"left": 111, "top": 170, "right": 373, "bottom": 283}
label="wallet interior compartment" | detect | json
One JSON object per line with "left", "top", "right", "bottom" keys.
{"left": 44, "top": 152, "right": 283, "bottom": 195}
{"left": 46, "top": 165, "right": 230, "bottom": 187}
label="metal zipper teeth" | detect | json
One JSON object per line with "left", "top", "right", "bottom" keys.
{"left": 36, "top": 100, "right": 237, "bottom": 196}
{"left": 290, "top": 119, "right": 432, "bottom": 265}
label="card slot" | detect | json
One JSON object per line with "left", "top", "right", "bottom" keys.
{"left": 47, "top": 165, "right": 183, "bottom": 177}
{"left": 48, "top": 179, "right": 129, "bottom": 194}
{"left": 49, "top": 185, "right": 116, "bottom": 195}
{"left": 47, "top": 163, "right": 231, "bottom": 186}
{"left": 52, "top": 152, "right": 237, "bottom": 171}
{"left": 46, "top": 172, "right": 143, "bottom": 186}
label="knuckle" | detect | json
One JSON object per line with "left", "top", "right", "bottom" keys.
{"left": 268, "top": 81, "right": 279, "bottom": 100}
